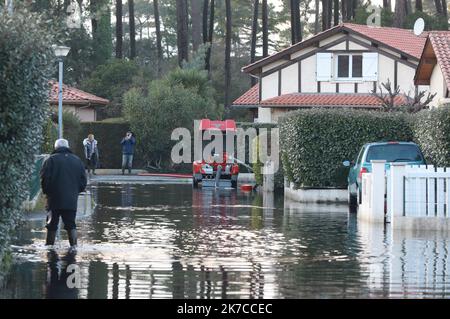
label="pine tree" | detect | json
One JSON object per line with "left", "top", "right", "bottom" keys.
{"left": 115, "top": 0, "right": 123, "bottom": 59}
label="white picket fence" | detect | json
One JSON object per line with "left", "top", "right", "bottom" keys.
{"left": 360, "top": 161, "right": 450, "bottom": 230}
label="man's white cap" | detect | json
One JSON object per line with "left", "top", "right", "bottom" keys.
{"left": 54, "top": 138, "right": 69, "bottom": 149}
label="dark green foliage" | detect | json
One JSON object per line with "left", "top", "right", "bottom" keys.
{"left": 41, "top": 111, "right": 82, "bottom": 154}
{"left": 91, "top": 0, "right": 113, "bottom": 65}
{"left": 353, "top": 5, "right": 394, "bottom": 27}
{"left": 41, "top": 117, "right": 58, "bottom": 154}
{"left": 72, "top": 120, "right": 131, "bottom": 169}
{"left": 279, "top": 109, "right": 413, "bottom": 188}
{"left": 123, "top": 68, "right": 221, "bottom": 168}
{"left": 82, "top": 59, "right": 152, "bottom": 118}
{"left": 412, "top": 106, "right": 450, "bottom": 167}
{"left": 403, "top": 11, "right": 448, "bottom": 30}
{"left": 0, "top": 10, "right": 54, "bottom": 265}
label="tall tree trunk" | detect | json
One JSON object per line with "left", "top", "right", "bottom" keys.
{"left": 434, "top": 0, "right": 443, "bottom": 13}
{"left": 333, "top": 0, "right": 339, "bottom": 25}
{"left": 176, "top": 0, "right": 189, "bottom": 67}
{"left": 341, "top": 0, "right": 347, "bottom": 22}
{"left": 115, "top": 0, "right": 123, "bottom": 59}
{"left": 348, "top": 0, "right": 356, "bottom": 20}
{"left": 224, "top": 0, "right": 232, "bottom": 108}
{"left": 202, "top": 0, "right": 209, "bottom": 43}
{"left": 153, "top": 0, "right": 162, "bottom": 76}
{"left": 442, "top": 0, "right": 448, "bottom": 19}
{"left": 262, "top": 0, "right": 268, "bottom": 57}
{"left": 328, "top": 0, "right": 333, "bottom": 27}
{"left": 290, "top": 0, "right": 296, "bottom": 44}
{"left": 393, "top": 0, "right": 407, "bottom": 28}
{"left": 406, "top": 0, "right": 412, "bottom": 14}
{"left": 205, "top": 0, "right": 215, "bottom": 73}
{"left": 77, "top": 0, "right": 83, "bottom": 15}
{"left": 321, "top": 0, "right": 328, "bottom": 30}
{"left": 315, "top": 0, "right": 320, "bottom": 33}
{"left": 295, "top": 0, "right": 302, "bottom": 42}
{"left": 250, "top": 0, "right": 259, "bottom": 85}
{"left": 415, "top": 0, "right": 423, "bottom": 11}
{"left": 129, "top": 0, "right": 136, "bottom": 59}
{"left": 290, "top": 0, "right": 301, "bottom": 44}
{"left": 191, "top": 0, "right": 202, "bottom": 52}
{"left": 90, "top": 0, "right": 98, "bottom": 36}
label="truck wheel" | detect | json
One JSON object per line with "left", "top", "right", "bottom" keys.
{"left": 193, "top": 177, "right": 199, "bottom": 188}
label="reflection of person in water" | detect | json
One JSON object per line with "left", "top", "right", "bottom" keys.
{"left": 45, "top": 250, "right": 79, "bottom": 299}
{"left": 121, "top": 183, "right": 133, "bottom": 208}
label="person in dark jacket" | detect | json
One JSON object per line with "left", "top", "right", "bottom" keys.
{"left": 121, "top": 131, "right": 136, "bottom": 175}
{"left": 40, "top": 138, "right": 87, "bottom": 249}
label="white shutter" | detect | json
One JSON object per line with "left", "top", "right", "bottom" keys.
{"left": 316, "top": 52, "right": 332, "bottom": 81}
{"left": 363, "top": 52, "right": 378, "bottom": 81}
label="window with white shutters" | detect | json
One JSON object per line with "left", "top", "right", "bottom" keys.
{"left": 362, "top": 52, "right": 378, "bottom": 81}
{"left": 316, "top": 52, "right": 333, "bottom": 81}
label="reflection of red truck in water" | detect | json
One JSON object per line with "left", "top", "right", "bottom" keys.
{"left": 192, "top": 119, "right": 239, "bottom": 188}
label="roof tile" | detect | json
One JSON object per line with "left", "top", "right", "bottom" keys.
{"left": 49, "top": 80, "right": 109, "bottom": 106}
{"left": 232, "top": 86, "right": 408, "bottom": 108}
{"left": 428, "top": 31, "right": 450, "bottom": 92}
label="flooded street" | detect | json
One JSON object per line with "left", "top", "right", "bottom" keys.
{"left": 1, "top": 182, "right": 450, "bottom": 299}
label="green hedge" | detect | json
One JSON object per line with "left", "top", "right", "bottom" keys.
{"left": 412, "top": 106, "right": 450, "bottom": 167}
{"left": 0, "top": 11, "right": 53, "bottom": 268}
{"left": 279, "top": 109, "right": 413, "bottom": 188}
{"left": 72, "top": 120, "right": 132, "bottom": 169}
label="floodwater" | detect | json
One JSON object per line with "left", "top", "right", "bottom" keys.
{"left": 1, "top": 182, "right": 450, "bottom": 299}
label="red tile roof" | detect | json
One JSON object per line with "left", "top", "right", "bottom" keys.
{"left": 232, "top": 85, "right": 408, "bottom": 108}
{"left": 343, "top": 23, "right": 427, "bottom": 60}
{"left": 428, "top": 31, "right": 450, "bottom": 92}
{"left": 260, "top": 93, "right": 408, "bottom": 108}
{"left": 232, "top": 85, "right": 259, "bottom": 106}
{"left": 243, "top": 23, "right": 427, "bottom": 74}
{"left": 49, "top": 80, "right": 109, "bottom": 106}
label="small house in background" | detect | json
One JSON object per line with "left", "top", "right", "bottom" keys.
{"left": 232, "top": 23, "right": 429, "bottom": 123}
{"left": 49, "top": 80, "right": 109, "bottom": 122}
{"left": 414, "top": 31, "right": 450, "bottom": 108}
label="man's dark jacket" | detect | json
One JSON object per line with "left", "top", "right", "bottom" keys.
{"left": 40, "top": 147, "right": 87, "bottom": 211}
{"left": 121, "top": 136, "right": 136, "bottom": 155}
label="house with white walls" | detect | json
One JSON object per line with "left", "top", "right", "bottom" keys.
{"left": 232, "top": 23, "right": 429, "bottom": 123}
{"left": 414, "top": 31, "right": 450, "bottom": 108}
{"left": 49, "top": 80, "right": 109, "bottom": 122}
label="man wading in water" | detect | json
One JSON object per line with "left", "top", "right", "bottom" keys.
{"left": 40, "top": 139, "right": 87, "bottom": 250}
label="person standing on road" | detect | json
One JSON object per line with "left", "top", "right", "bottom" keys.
{"left": 40, "top": 139, "right": 87, "bottom": 250}
{"left": 83, "top": 133, "right": 99, "bottom": 175}
{"left": 121, "top": 131, "right": 136, "bottom": 175}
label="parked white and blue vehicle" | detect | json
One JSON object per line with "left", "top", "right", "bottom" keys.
{"left": 343, "top": 141, "right": 426, "bottom": 210}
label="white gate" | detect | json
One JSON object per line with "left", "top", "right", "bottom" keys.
{"left": 360, "top": 161, "right": 450, "bottom": 230}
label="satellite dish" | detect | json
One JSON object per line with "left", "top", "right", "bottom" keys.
{"left": 413, "top": 18, "right": 425, "bottom": 36}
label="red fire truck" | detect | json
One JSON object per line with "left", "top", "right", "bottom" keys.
{"left": 192, "top": 119, "right": 239, "bottom": 188}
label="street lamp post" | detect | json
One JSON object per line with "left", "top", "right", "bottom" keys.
{"left": 52, "top": 45, "right": 70, "bottom": 139}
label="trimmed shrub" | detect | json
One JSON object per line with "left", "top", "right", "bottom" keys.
{"left": 279, "top": 108, "right": 413, "bottom": 188}
{"left": 74, "top": 119, "right": 131, "bottom": 169}
{"left": 41, "top": 111, "right": 82, "bottom": 155}
{"left": 0, "top": 11, "right": 53, "bottom": 266}
{"left": 412, "top": 106, "right": 450, "bottom": 167}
